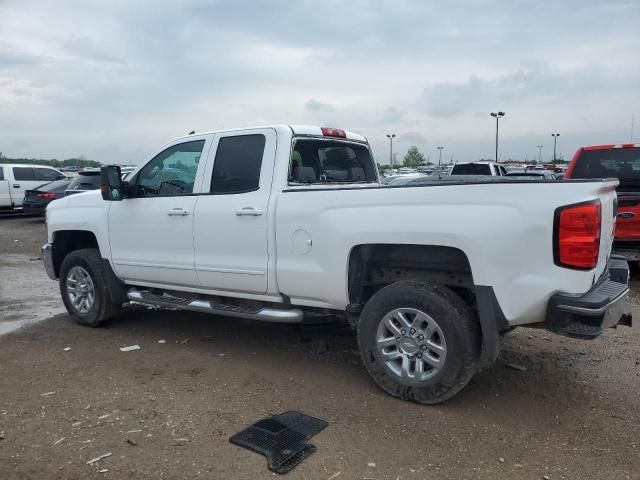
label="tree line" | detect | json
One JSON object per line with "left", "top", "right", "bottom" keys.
{"left": 0, "top": 153, "right": 101, "bottom": 169}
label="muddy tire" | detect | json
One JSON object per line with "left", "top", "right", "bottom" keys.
{"left": 59, "top": 249, "right": 121, "bottom": 327}
{"left": 358, "top": 281, "right": 481, "bottom": 404}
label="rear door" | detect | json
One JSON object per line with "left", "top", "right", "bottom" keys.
{"left": 0, "top": 166, "right": 12, "bottom": 207}
{"left": 193, "top": 129, "right": 276, "bottom": 294}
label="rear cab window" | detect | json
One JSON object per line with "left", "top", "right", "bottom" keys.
{"left": 451, "top": 164, "right": 491, "bottom": 175}
{"left": 288, "top": 139, "right": 377, "bottom": 184}
{"left": 571, "top": 148, "right": 640, "bottom": 192}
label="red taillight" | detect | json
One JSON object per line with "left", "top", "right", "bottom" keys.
{"left": 321, "top": 127, "right": 346, "bottom": 138}
{"left": 554, "top": 201, "right": 601, "bottom": 269}
{"left": 37, "top": 192, "right": 57, "bottom": 200}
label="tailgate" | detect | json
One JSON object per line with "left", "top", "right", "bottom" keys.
{"left": 616, "top": 194, "right": 640, "bottom": 241}
{"left": 596, "top": 185, "right": 618, "bottom": 278}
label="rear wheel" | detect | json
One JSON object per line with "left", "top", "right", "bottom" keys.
{"left": 59, "top": 249, "right": 121, "bottom": 327}
{"left": 357, "top": 281, "right": 480, "bottom": 404}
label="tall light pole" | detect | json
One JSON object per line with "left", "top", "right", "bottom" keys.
{"left": 490, "top": 111, "right": 505, "bottom": 162}
{"left": 537, "top": 145, "right": 543, "bottom": 165}
{"left": 437, "top": 146, "right": 443, "bottom": 167}
{"left": 551, "top": 133, "right": 560, "bottom": 162}
{"left": 386, "top": 134, "right": 396, "bottom": 169}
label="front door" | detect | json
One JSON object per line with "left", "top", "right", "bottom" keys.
{"left": 193, "top": 129, "right": 276, "bottom": 294}
{"left": 108, "top": 137, "right": 210, "bottom": 287}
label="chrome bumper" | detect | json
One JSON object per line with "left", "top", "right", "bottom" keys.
{"left": 42, "top": 243, "right": 57, "bottom": 280}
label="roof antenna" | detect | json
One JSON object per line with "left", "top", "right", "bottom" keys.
{"left": 188, "top": 130, "right": 195, "bottom": 135}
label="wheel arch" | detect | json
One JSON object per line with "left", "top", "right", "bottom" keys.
{"left": 347, "top": 243, "right": 507, "bottom": 364}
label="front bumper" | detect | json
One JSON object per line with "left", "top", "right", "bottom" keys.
{"left": 42, "top": 243, "right": 57, "bottom": 280}
{"left": 546, "top": 256, "right": 632, "bottom": 339}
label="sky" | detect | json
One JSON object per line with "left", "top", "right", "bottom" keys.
{"left": 0, "top": 0, "right": 638, "bottom": 165}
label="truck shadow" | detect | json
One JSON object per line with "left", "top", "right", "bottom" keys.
{"left": 96, "top": 305, "right": 621, "bottom": 421}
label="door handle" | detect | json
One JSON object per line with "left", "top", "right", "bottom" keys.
{"left": 13, "top": 184, "right": 20, "bottom": 188}
{"left": 167, "top": 208, "right": 190, "bottom": 216}
{"left": 236, "top": 207, "right": 263, "bottom": 216}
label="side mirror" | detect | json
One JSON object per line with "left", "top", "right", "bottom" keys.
{"left": 100, "top": 165, "right": 123, "bottom": 201}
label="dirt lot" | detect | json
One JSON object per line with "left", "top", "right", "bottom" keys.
{"left": 1, "top": 215, "right": 639, "bottom": 480}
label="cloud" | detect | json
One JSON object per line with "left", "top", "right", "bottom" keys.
{"left": 0, "top": 0, "right": 638, "bottom": 163}
{"left": 305, "top": 98, "right": 335, "bottom": 112}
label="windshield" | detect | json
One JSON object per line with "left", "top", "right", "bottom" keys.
{"left": 67, "top": 173, "right": 101, "bottom": 190}
{"left": 289, "top": 139, "right": 377, "bottom": 184}
{"left": 451, "top": 164, "right": 491, "bottom": 175}
{"left": 571, "top": 148, "right": 640, "bottom": 191}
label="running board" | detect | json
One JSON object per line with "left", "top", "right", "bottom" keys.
{"left": 127, "top": 290, "right": 304, "bottom": 323}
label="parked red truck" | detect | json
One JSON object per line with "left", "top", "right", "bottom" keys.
{"left": 566, "top": 144, "right": 640, "bottom": 262}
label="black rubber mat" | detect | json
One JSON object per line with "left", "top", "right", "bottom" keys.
{"left": 229, "top": 411, "right": 328, "bottom": 474}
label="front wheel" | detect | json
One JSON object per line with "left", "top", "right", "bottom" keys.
{"left": 59, "top": 249, "right": 121, "bottom": 327}
{"left": 357, "top": 281, "right": 481, "bottom": 404}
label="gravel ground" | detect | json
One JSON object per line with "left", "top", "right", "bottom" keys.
{"left": 0, "top": 214, "right": 639, "bottom": 480}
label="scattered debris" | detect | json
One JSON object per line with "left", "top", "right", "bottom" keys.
{"left": 367, "top": 462, "right": 376, "bottom": 468}
{"left": 180, "top": 338, "right": 190, "bottom": 344}
{"left": 98, "top": 414, "right": 111, "bottom": 420}
{"left": 126, "top": 429, "right": 142, "bottom": 434}
{"left": 219, "top": 353, "right": 225, "bottom": 357}
{"left": 158, "top": 339, "right": 166, "bottom": 344}
{"left": 173, "top": 438, "right": 189, "bottom": 446}
{"left": 328, "top": 472, "right": 341, "bottom": 480}
{"left": 63, "top": 347, "right": 72, "bottom": 352}
{"left": 0, "top": 431, "right": 5, "bottom": 440}
{"left": 86, "top": 452, "right": 112, "bottom": 465}
{"left": 543, "top": 476, "right": 551, "bottom": 480}
{"left": 40, "top": 391, "right": 56, "bottom": 397}
{"left": 126, "top": 437, "right": 137, "bottom": 446}
{"left": 53, "top": 437, "right": 65, "bottom": 445}
{"left": 515, "top": 463, "right": 524, "bottom": 468}
{"left": 72, "top": 422, "right": 82, "bottom": 427}
{"left": 499, "top": 457, "right": 505, "bottom": 463}
{"left": 506, "top": 363, "right": 527, "bottom": 372}
{"left": 99, "top": 469, "right": 109, "bottom": 473}
{"left": 119, "top": 345, "right": 140, "bottom": 352}
{"left": 29, "top": 256, "right": 42, "bottom": 261}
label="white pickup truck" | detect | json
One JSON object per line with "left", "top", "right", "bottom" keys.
{"left": 43, "top": 125, "right": 632, "bottom": 404}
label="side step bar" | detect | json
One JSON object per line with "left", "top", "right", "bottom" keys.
{"left": 127, "top": 290, "right": 304, "bottom": 323}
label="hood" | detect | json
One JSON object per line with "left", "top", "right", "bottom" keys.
{"left": 47, "top": 189, "right": 103, "bottom": 212}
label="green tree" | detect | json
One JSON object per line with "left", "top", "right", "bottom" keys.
{"left": 403, "top": 146, "right": 425, "bottom": 168}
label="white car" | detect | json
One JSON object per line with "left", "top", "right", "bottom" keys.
{"left": 42, "top": 125, "right": 631, "bottom": 404}
{"left": 0, "top": 164, "right": 66, "bottom": 210}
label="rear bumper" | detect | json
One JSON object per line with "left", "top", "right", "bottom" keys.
{"left": 546, "top": 256, "right": 632, "bottom": 339}
{"left": 42, "top": 243, "right": 57, "bottom": 280}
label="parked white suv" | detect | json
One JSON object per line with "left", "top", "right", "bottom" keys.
{"left": 0, "top": 164, "right": 66, "bottom": 210}
{"left": 43, "top": 125, "right": 632, "bottom": 404}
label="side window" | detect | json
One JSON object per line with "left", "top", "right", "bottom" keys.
{"left": 13, "top": 167, "right": 35, "bottom": 181}
{"left": 210, "top": 134, "right": 265, "bottom": 194}
{"left": 0, "top": 167, "right": 4, "bottom": 181}
{"left": 136, "top": 140, "right": 205, "bottom": 197}
{"left": 35, "top": 168, "right": 61, "bottom": 182}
